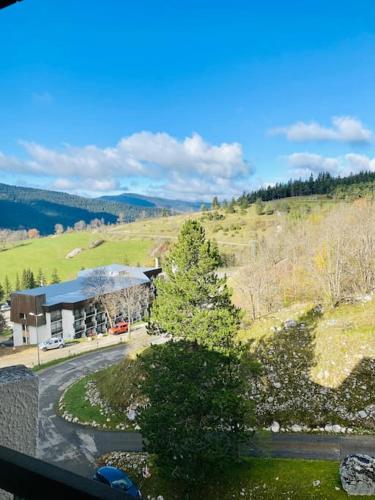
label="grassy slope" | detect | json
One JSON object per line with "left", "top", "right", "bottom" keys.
{"left": 60, "top": 374, "right": 127, "bottom": 430}
{"left": 101, "top": 455, "right": 354, "bottom": 499}
{"left": 238, "top": 299, "right": 375, "bottom": 390}
{"left": 0, "top": 194, "right": 334, "bottom": 286}
{"left": 0, "top": 231, "right": 154, "bottom": 285}
{"left": 108, "top": 195, "right": 335, "bottom": 245}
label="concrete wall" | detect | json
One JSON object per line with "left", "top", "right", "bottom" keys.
{"left": 0, "top": 365, "right": 38, "bottom": 499}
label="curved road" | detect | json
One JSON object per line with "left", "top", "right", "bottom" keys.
{"left": 37, "top": 343, "right": 375, "bottom": 479}
{"left": 38, "top": 343, "right": 146, "bottom": 478}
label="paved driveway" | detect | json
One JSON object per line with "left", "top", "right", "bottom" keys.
{"left": 37, "top": 332, "right": 155, "bottom": 477}
{"left": 0, "top": 325, "right": 145, "bottom": 369}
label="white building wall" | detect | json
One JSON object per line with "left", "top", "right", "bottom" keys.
{"left": 62, "top": 309, "right": 74, "bottom": 340}
{"left": 13, "top": 322, "right": 49, "bottom": 347}
{"left": 13, "top": 324, "right": 23, "bottom": 347}
{"left": 45, "top": 312, "right": 52, "bottom": 338}
{"left": 29, "top": 324, "right": 49, "bottom": 345}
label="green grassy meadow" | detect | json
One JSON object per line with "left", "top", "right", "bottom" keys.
{"left": 0, "top": 231, "right": 154, "bottom": 287}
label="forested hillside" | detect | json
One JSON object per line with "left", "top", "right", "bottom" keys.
{"left": 239, "top": 171, "right": 375, "bottom": 204}
{"left": 0, "top": 183, "right": 162, "bottom": 234}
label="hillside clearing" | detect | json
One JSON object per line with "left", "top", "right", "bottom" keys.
{"left": 0, "top": 232, "right": 153, "bottom": 285}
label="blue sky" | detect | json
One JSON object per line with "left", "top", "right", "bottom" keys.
{"left": 1, "top": 0, "right": 375, "bottom": 200}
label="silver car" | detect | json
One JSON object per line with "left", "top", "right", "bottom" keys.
{"left": 39, "top": 337, "right": 65, "bottom": 351}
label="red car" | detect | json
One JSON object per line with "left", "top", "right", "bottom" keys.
{"left": 108, "top": 321, "right": 129, "bottom": 335}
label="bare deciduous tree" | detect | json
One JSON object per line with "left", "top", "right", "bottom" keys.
{"left": 83, "top": 268, "right": 150, "bottom": 334}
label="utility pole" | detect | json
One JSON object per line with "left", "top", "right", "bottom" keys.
{"left": 29, "top": 312, "right": 44, "bottom": 366}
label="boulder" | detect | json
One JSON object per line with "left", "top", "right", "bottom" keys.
{"left": 271, "top": 421, "right": 280, "bottom": 433}
{"left": 340, "top": 454, "right": 375, "bottom": 496}
{"left": 291, "top": 424, "right": 302, "bottom": 432}
{"left": 88, "top": 239, "right": 104, "bottom": 249}
{"left": 284, "top": 319, "right": 297, "bottom": 329}
{"left": 66, "top": 247, "right": 83, "bottom": 259}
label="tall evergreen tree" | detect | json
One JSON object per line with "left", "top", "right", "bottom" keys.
{"left": 0, "top": 283, "right": 4, "bottom": 303}
{"left": 4, "top": 275, "right": 12, "bottom": 299}
{"left": 148, "top": 220, "right": 241, "bottom": 354}
{"left": 21, "top": 269, "right": 28, "bottom": 290}
{"left": 21, "top": 269, "right": 36, "bottom": 289}
{"left": 141, "top": 220, "right": 256, "bottom": 488}
{"left": 50, "top": 269, "right": 61, "bottom": 284}
{"left": 36, "top": 268, "right": 45, "bottom": 287}
{"left": 14, "top": 273, "right": 20, "bottom": 292}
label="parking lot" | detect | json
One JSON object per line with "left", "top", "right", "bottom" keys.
{"left": 0, "top": 323, "right": 148, "bottom": 369}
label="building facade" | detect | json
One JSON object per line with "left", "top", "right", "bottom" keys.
{"left": 10, "top": 264, "right": 161, "bottom": 347}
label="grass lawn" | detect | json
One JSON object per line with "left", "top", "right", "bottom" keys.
{"left": 100, "top": 455, "right": 357, "bottom": 499}
{"left": 0, "top": 231, "right": 154, "bottom": 286}
{"left": 59, "top": 373, "right": 129, "bottom": 430}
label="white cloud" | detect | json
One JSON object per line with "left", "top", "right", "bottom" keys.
{"left": 270, "top": 116, "right": 373, "bottom": 143}
{"left": 0, "top": 132, "right": 252, "bottom": 200}
{"left": 287, "top": 152, "right": 375, "bottom": 177}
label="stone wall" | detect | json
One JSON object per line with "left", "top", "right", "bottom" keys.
{"left": 0, "top": 365, "right": 39, "bottom": 499}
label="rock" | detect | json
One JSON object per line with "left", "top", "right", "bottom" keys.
{"left": 313, "top": 480, "right": 321, "bottom": 487}
{"left": 88, "top": 239, "right": 105, "bottom": 249}
{"left": 271, "top": 421, "right": 280, "bottom": 433}
{"left": 291, "top": 424, "right": 302, "bottom": 432}
{"left": 66, "top": 247, "right": 83, "bottom": 259}
{"left": 332, "top": 424, "right": 342, "bottom": 433}
{"left": 284, "top": 319, "right": 297, "bottom": 329}
{"left": 127, "top": 409, "right": 137, "bottom": 421}
{"left": 340, "top": 454, "right": 375, "bottom": 496}
{"left": 273, "top": 382, "right": 281, "bottom": 389}
{"left": 358, "top": 410, "right": 368, "bottom": 419}
{"left": 325, "top": 424, "right": 333, "bottom": 432}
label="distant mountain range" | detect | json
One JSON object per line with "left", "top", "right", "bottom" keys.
{"left": 100, "top": 192, "right": 206, "bottom": 212}
{"left": 0, "top": 183, "right": 162, "bottom": 235}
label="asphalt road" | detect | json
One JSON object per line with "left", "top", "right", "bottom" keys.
{"left": 37, "top": 341, "right": 146, "bottom": 477}
{"left": 37, "top": 340, "right": 375, "bottom": 479}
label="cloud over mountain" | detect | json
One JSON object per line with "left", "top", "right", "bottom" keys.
{"left": 0, "top": 132, "right": 252, "bottom": 200}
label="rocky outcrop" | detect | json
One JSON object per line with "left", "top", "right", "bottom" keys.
{"left": 340, "top": 454, "right": 375, "bottom": 496}
{"left": 88, "top": 239, "right": 104, "bottom": 249}
{"left": 65, "top": 247, "right": 83, "bottom": 259}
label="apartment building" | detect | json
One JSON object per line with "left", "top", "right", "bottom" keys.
{"left": 10, "top": 264, "right": 161, "bottom": 347}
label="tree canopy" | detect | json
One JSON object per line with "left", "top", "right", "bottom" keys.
{"left": 148, "top": 220, "right": 242, "bottom": 354}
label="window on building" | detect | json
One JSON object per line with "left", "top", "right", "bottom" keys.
{"left": 50, "top": 310, "right": 62, "bottom": 322}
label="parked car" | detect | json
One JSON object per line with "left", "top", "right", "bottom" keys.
{"left": 0, "top": 304, "right": 10, "bottom": 312}
{"left": 108, "top": 321, "right": 129, "bottom": 335}
{"left": 0, "top": 336, "right": 13, "bottom": 348}
{"left": 39, "top": 337, "right": 65, "bottom": 351}
{"left": 93, "top": 466, "right": 141, "bottom": 498}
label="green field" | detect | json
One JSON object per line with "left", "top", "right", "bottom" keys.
{"left": 0, "top": 232, "right": 154, "bottom": 287}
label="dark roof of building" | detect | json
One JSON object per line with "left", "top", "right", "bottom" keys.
{"left": 15, "top": 264, "right": 158, "bottom": 307}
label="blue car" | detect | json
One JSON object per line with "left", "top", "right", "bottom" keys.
{"left": 94, "top": 466, "right": 142, "bottom": 498}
